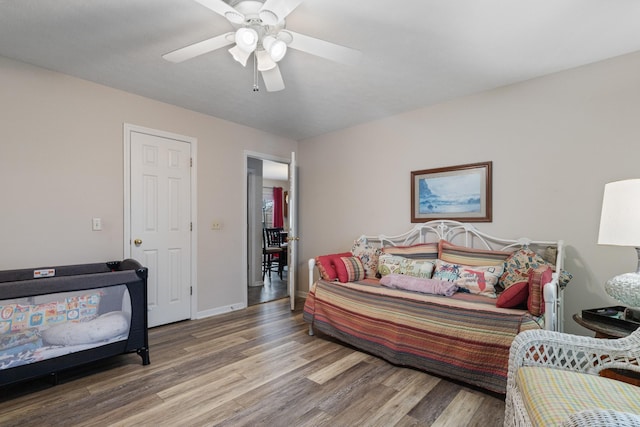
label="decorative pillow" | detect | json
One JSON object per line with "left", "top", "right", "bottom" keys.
{"left": 528, "top": 265, "right": 553, "bottom": 316}
{"left": 496, "top": 281, "right": 529, "bottom": 308}
{"left": 380, "top": 274, "right": 458, "bottom": 296}
{"left": 382, "top": 243, "right": 439, "bottom": 260}
{"left": 378, "top": 254, "right": 435, "bottom": 279}
{"left": 401, "top": 258, "right": 435, "bottom": 279}
{"left": 500, "top": 248, "right": 573, "bottom": 290}
{"left": 438, "top": 240, "right": 512, "bottom": 267}
{"left": 351, "top": 237, "right": 383, "bottom": 278}
{"left": 433, "top": 260, "right": 503, "bottom": 298}
{"left": 334, "top": 256, "right": 366, "bottom": 283}
{"left": 377, "top": 254, "right": 405, "bottom": 277}
{"left": 315, "top": 252, "right": 352, "bottom": 280}
{"left": 433, "top": 260, "right": 462, "bottom": 282}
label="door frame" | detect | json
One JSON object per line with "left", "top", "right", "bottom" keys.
{"left": 123, "top": 123, "right": 198, "bottom": 320}
{"left": 243, "top": 150, "right": 290, "bottom": 308}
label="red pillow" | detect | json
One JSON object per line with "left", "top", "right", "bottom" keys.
{"left": 496, "top": 281, "right": 528, "bottom": 308}
{"left": 528, "top": 266, "right": 553, "bottom": 316}
{"left": 333, "top": 256, "right": 366, "bottom": 283}
{"left": 315, "top": 252, "right": 352, "bottom": 280}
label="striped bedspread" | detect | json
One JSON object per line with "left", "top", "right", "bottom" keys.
{"left": 303, "top": 279, "right": 542, "bottom": 394}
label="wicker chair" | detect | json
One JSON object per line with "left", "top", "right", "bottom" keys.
{"left": 505, "top": 328, "right": 640, "bottom": 426}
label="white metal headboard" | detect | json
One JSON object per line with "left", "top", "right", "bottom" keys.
{"left": 360, "top": 220, "right": 561, "bottom": 259}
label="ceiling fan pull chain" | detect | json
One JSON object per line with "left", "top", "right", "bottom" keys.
{"left": 252, "top": 51, "right": 259, "bottom": 92}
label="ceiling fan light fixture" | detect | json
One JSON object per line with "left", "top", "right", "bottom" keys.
{"left": 228, "top": 45, "right": 251, "bottom": 67}
{"left": 224, "top": 11, "right": 244, "bottom": 24}
{"left": 235, "top": 27, "right": 258, "bottom": 53}
{"left": 263, "top": 35, "right": 287, "bottom": 62}
{"left": 256, "top": 49, "right": 277, "bottom": 71}
{"left": 259, "top": 9, "right": 279, "bottom": 26}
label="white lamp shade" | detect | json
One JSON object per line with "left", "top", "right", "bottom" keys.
{"left": 263, "top": 35, "right": 287, "bottom": 62}
{"left": 228, "top": 45, "right": 251, "bottom": 67}
{"left": 598, "top": 179, "right": 640, "bottom": 247}
{"left": 256, "top": 49, "right": 276, "bottom": 71}
{"left": 235, "top": 28, "right": 258, "bottom": 53}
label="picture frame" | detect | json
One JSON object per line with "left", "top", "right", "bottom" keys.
{"left": 411, "top": 161, "right": 492, "bottom": 223}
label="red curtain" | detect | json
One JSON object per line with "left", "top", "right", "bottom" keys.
{"left": 273, "top": 187, "right": 283, "bottom": 228}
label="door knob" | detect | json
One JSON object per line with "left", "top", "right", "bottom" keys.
{"left": 134, "top": 238, "right": 143, "bottom": 246}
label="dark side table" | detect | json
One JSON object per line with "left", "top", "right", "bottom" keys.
{"left": 572, "top": 313, "right": 633, "bottom": 339}
{"left": 573, "top": 312, "right": 640, "bottom": 386}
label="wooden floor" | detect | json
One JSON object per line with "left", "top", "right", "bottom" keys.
{"left": 0, "top": 299, "right": 505, "bottom": 427}
{"left": 247, "top": 273, "right": 288, "bottom": 306}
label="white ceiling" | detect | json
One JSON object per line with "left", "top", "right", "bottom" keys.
{"left": 263, "top": 159, "right": 288, "bottom": 181}
{"left": 2, "top": 0, "right": 640, "bottom": 141}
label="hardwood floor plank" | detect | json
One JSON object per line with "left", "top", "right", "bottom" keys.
{"left": 306, "top": 350, "right": 371, "bottom": 384}
{"left": 431, "top": 389, "right": 484, "bottom": 427}
{"left": 320, "top": 381, "right": 398, "bottom": 426}
{"left": 468, "top": 393, "right": 506, "bottom": 427}
{"left": 364, "top": 373, "right": 442, "bottom": 426}
{"left": 407, "top": 376, "right": 464, "bottom": 424}
{"left": 382, "top": 366, "right": 441, "bottom": 391}
{"left": 316, "top": 361, "right": 396, "bottom": 415}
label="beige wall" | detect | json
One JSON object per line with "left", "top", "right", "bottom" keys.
{"left": 298, "top": 51, "right": 640, "bottom": 335}
{"left": 0, "top": 56, "right": 297, "bottom": 316}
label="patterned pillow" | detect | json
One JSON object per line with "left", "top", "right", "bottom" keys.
{"left": 500, "top": 248, "right": 573, "bottom": 290}
{"left": 528, "top": 265, "right": 553, "bottom": 316}
{"left": 438, "top": 240, "right": 512, "bottom": 267}
{"left": 351, "top": 237, "right": 383, "bottom": 278}
{"left": 378, "top": 254, "right": 435, "bottom": 279}
{"left": 496, "top": 281, "right": 529, "bottom": 308}
{"left": 402, "top": 258, "right": 435, "bottom": 279}
{"left": 334, "top": 256, "right": 366, "bottom": 283}
{"left": 382, "top": 243, "right": 439, "bottom": 260}
{"left": 377, "top": 254, "right": 405, "bottom": 277}
{"left": 315, "top": 252, "right": 352, "bottom": 280}
{"left": 433, "top": 259, "right": 503, "bottom": 298}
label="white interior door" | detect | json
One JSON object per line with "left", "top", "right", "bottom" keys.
{"left": 129, "top": 129, "right": 192, "bottom": 327}
{"left": 288, "top": 152, "right": 298, "bottom": 310}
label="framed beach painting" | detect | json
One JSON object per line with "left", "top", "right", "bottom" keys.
{"left": 411, "top": 161, "right": 492, "bottom": 223}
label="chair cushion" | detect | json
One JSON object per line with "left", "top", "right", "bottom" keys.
{"left": 516, "top": 366, "right": 640, "bottom": 426}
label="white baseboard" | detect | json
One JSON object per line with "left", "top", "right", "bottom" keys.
{"left": 195, "top": 292, "right": 307, "bottom": 320}
{"left": 196, "top": 302, "right": 247, "bottom": 319}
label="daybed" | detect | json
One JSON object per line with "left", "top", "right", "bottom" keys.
{"left": 303, "top": 220, "right": 570, "bottom": 393}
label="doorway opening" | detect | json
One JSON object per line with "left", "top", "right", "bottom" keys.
{"left": 246, "top": 156, "right": 289, "bottom": 306}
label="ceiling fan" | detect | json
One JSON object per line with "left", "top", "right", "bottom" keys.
{"left": 162, "top": 0, "right": 361, "bottom": 92}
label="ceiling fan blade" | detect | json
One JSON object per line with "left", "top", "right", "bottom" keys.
{"left": 193, "top": 0, "right": 245, "bottom": 24}
{"left": 259, "top": 0, "right": 305, "bottom": 25}
{"left": 163, "top": 33, "right": 235, "bottom": 63}
{"left": 281, "top": 30, "right": 362, "bottom": 66}
{"left": 261, "top": 65, "right": 285, "bottom": 92}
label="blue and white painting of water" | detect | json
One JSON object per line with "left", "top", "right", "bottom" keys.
{"left": 419, "top": 174, "right": 481, "bottom": 214}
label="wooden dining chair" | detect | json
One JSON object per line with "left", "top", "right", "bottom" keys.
{"left": 263, "top": 228, "right": 284, "bottom": 280}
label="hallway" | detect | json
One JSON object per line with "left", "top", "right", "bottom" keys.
{"left": 248, "top": 273, "right": 288, "bottom": 306}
